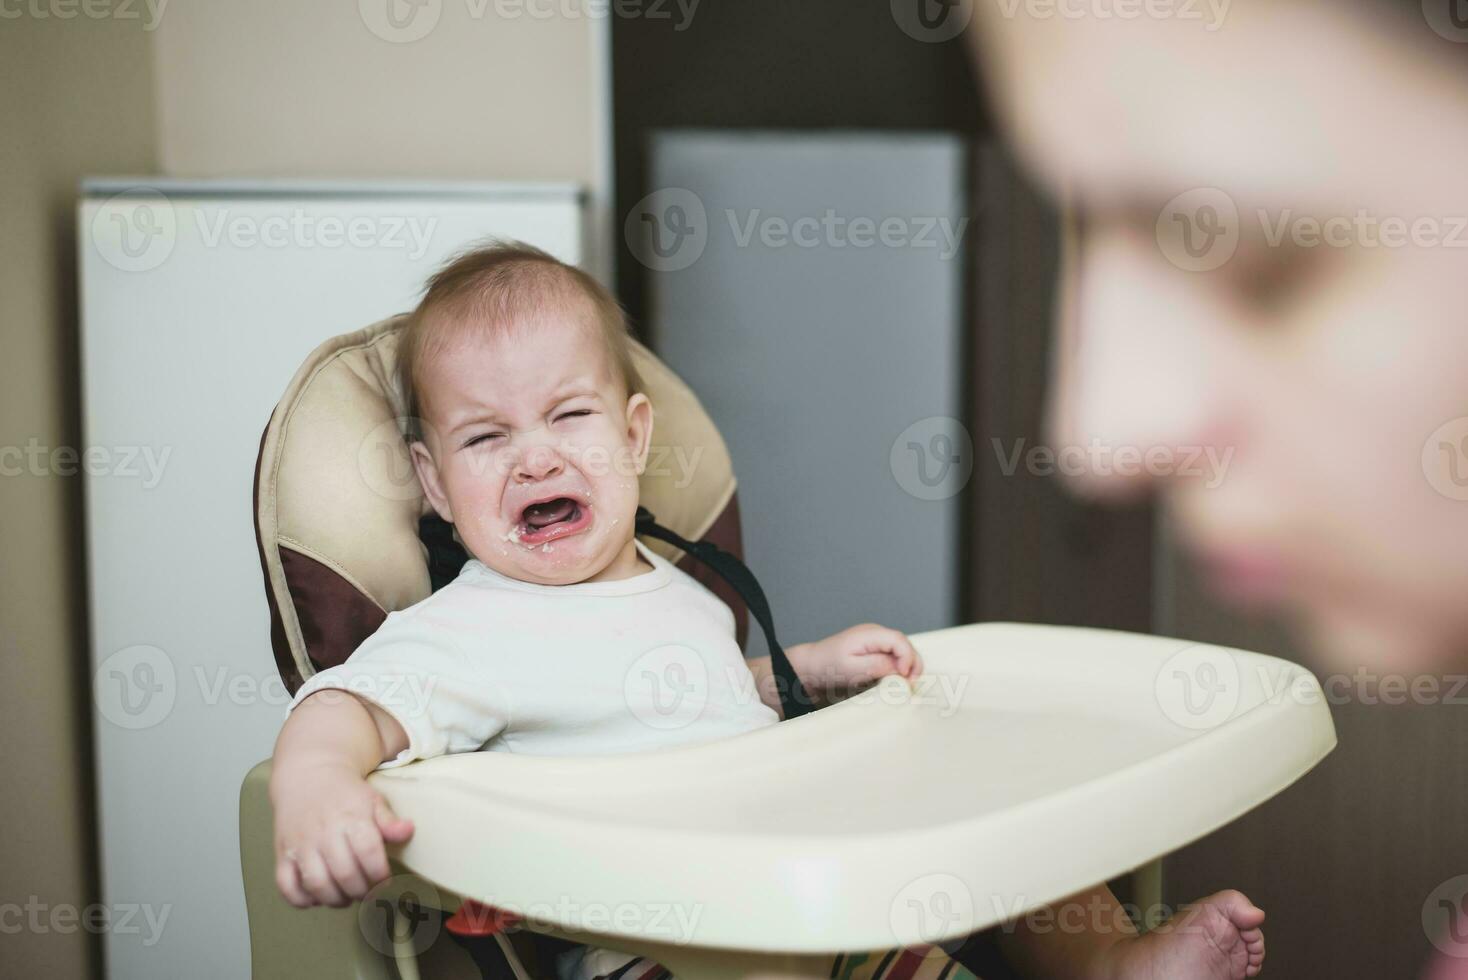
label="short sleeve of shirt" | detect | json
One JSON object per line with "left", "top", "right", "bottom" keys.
{"left": 288, "top": 608, "right": 507, "bottom": 770}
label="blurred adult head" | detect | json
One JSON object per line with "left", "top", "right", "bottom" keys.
{"left": 968, "top": 0, "right": 1468, "bottom": 670}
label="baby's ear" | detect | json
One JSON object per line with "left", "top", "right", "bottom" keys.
{"left": 409, "top": 439, "right": 454, "bottom": 523}
{"left": 625, "top": 392, "right": 654, "bottom": 475}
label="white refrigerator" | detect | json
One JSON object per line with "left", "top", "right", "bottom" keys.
{"left": 79, "top": 179, "right": 584, "bottom": 979}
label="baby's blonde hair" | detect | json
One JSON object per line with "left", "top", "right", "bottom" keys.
{"left": 397, "top": 240, "right": 645, "bottom": 443}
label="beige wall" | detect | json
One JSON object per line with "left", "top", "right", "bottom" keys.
{"left": 152, "top": 1, "right": 601, "bottom": 185}
{"left": 2, "top": 5, "right": 602, "bottom": 977}
{"left": 0, "top": 14, "right": 158, "bottom": 979}
{"left": 151, "top": 0, "right": 609, "bottom": 278}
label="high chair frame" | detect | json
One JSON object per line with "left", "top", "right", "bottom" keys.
{"left": 242, "top": 318, "right": 1335, "bottom": 979}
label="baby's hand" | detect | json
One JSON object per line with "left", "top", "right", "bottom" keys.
{"left": 793, "top": 623, "right": 923, "bottom": 702}
{"left": 271, "top": 763, "right": 414, "bottom": 908}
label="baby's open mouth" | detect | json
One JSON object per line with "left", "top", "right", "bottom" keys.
{"left": 513, "top": 496, "right": 591, "bottom": 547}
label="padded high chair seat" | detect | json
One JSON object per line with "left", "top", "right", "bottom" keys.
{"left": 241, "top": 315, "right": 1337, "bottom": 980}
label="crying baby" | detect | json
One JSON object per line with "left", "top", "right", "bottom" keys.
{"left": 269, "top": 240, "right": 1266, "bottom": 980}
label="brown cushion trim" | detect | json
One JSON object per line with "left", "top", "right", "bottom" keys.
{"left": 252, "top": 420, "right": 302, "bottom": 694}
{"left": 280, "top": 547, "right": 389, "bottom": 681}
{"left": 673, "top": 493, "right": 751, "bottom": 653}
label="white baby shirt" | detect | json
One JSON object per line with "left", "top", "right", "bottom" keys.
{"left": 288, "top": 539, "right": 780, "bottom": 765}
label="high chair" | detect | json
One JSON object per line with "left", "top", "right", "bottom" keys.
{"left": 241, "top": 316, "right": 1338, "bottom": 979}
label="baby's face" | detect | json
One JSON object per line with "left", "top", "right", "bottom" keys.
{"left": 409, "top": 311, "right": 652, "bottom": 586}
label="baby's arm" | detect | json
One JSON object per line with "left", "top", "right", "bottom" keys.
{"left": 269, "top": 689, "right": 413, "bottom": 908}
{"left": 748, "top": 623, "right": 923, "bottom": 718}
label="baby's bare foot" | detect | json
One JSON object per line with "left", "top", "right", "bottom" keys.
{"left": 1102, "top": 890, "right": 1266, "bottom": 980}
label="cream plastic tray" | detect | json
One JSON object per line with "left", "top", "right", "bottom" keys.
{"left": 372, "top": 622, "right": 1336, "bottom": 957}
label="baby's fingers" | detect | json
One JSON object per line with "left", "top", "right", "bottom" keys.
{"left": 275, "top": 851, "right": 313, "bottom": 908}
{"left": 348, "top": 815, "right": 394, "bottom": 887}
{"left": 845, "top": 648, "right": 914, "bottom": 690}
{"left": 295, "top": 847, "right": 348, "bottom": 908}
{"left": 374, "top": 796, "right": 415, "bottom": 845}
{"left": 322, "top": 828, "right": 373, "bottom": 904}
{"left": 878, "top": 628, "right": 922, "bottom": 679}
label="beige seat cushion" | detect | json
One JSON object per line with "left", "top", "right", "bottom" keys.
{"left": 254, "top": 315, "right": 743, "bottom": 692}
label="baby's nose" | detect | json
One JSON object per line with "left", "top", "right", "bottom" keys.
{"left": 512, "top": 444, "right": 564, "bottom": 482}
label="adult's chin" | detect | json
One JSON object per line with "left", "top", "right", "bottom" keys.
{"left": 1295, "top": 600, "right": 1468, "bottom": 681}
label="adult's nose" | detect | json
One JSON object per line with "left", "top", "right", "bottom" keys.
{"left": 1047, "top": 223, "right": 1232, "bottom": 502}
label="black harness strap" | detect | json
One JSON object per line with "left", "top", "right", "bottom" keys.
{"left": 635, "top": 506, "right": 815, "bottom": 720}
